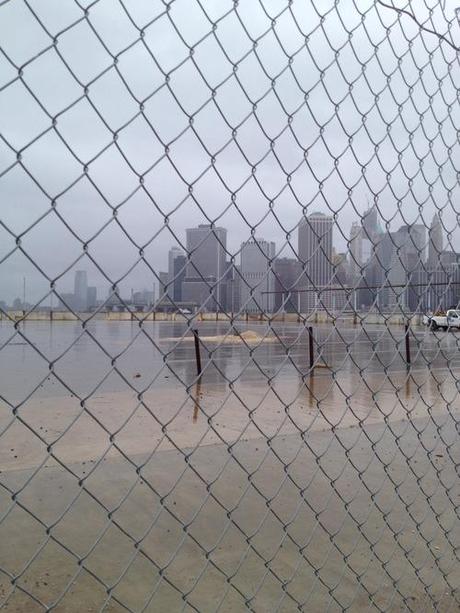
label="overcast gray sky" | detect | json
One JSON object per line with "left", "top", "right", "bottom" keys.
{"left": 1, "top": 0, "right": 460, "bottom": 304}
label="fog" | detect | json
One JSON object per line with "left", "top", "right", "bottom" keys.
{"left": 1, "top": 0, "right": 460, "bottom": 304}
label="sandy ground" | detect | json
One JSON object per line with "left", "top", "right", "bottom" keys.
{"left": 0, "top": 368, "right": 455, "bottom": 473}
{"left": 1, "top": 367, "right": 460, "bottom": 611}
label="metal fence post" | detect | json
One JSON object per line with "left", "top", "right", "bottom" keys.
{"left": 308, "top": 326, "right": 315, "bottom": 372}
{"left": 193, "top": 329, "right": 203, "bottom": 378}
{"left": 405, "top": 321, "right": 411, "bottom": 367}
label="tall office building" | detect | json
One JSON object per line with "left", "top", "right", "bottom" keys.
{"left": 168, "top": 247, "right": 183, "bottom": 283}
{"left": 239, "top": 238, "right": 276, "bottom": 313}
{"left": 158, "top": 272, "right": 169, "bottom": 297}
{"left": 273, "top": 258, "right": 302, "bottom": 312}
{"left": 226, "top": 262, "right": 241, "bottom": 313}
{"left": 349, "top": 222, "right": 363, "bottom": 282}
{"left": 362, "top": 203, "right": 383, "bottom": 242}
{"left": 182, "top": 224, "right": 227, "bottom": 311}
{"left": 298, "top": 213, "right": 334, "bottom": 310}
{"left": 428, "top": 213, "right": 443, "bottom": 269}
{"left": 361, "top": 232, "right": 393, "bottom": 309}
{"left": 387, "top": 223, "right": 426, "bottom": 310}
{"left": 74, "top": 270, "right": 88, "bottom": 311}
{"left": 172, "top": 254, "right": 186, "bottom": 302}
{"left": 87, "top": 286, "right": 97, "bottom": 310}
{"left": 298, "top": 213, "right": 333, "bottom": 285}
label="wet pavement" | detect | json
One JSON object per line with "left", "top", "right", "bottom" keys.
{"left": 1, "top": 321, "right": 460, "bottom": 611}
{"left": 1, "top": 319, "right": 460, "bottom": 403}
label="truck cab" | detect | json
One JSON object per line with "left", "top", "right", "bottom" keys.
{"left": 446, "top": 310, "right": 460, "bottom": 327}
{"left": 425, "top": 309, "right": 460, "bottom": 331}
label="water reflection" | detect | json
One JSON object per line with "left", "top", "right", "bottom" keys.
{"left": 192, "top": 379, "right": 202, "bottom": 424}
{"left": 3, "top": 321, "right": 460, "bottom": 404}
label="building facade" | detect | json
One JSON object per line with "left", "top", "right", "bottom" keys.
{"left": 172, "top": 254, "right": 186, "bottom": 302}
{"left": 182, "top": 224, "right": 228, "bottom": 311}
{"left": 428, "top": 213, "right": 443, "bottom": 269}
{"left": 167, "top": 247, "right": 184, "bottom": 299}
{"left": 239, "top": 239, "right": 276, "bottom": 313}
{"left": 273, "top": 258, "right": 302, "bottom": 312}
{"left": 349, "top": 222, "right": 363, "bottom": 283}
{"left": 387, "top": 224, "right": 426, "bottom": 311}
{"left": 298, "top": 212, "right": 334, "bottom": 310}
{"left": 74, "top": 270, "right": 88, "bottom": 311}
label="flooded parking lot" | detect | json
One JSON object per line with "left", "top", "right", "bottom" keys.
{"left": 1, "top": 320, "right": 460, "bottom": 611}
{"left": 2, "top": 319, "right": 460, "bottom": 402}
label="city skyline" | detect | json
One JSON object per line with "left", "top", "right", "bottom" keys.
{"left": 3, "top": 209, "right": 458, "bottom": 314}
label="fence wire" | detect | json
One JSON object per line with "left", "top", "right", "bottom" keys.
{"left": 1, "top": 0, "right": 460, "bottom": 611}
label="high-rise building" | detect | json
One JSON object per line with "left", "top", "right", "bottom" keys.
{"left": 411, "top": 262, "right": 460, "bottom": 313}
{"left": 361, "top": 232, "right": 394, "bottom": 309}
{"left": 298, "top": 212, "right": 334, "bottom": 310}
{"left": 387, "top": 224, "right": 426, "bottom": 310}
{"left": 182, "top": 224, "right": 227, "bottom": 311}
{"left": 428, "top": 213, "right": 443, "bottom": 269}
{"left": 168, "top": 247, "right": 183, "bottom": 286}
{"left": 172, "top": 254, "right": 186, "bottom": 302}
{"left": 362, "top": 204, "right": 383, "bottom": 242}
{"left": 239, "top": 238, "right": 276, "bottom": 313}
{"left": 440, "top": 250, "right": 458, "bottom": 267}
{"left": 273, "top": 258, "right": 302, "bottom": 312}
{"left": 74, "top": 270, "right": 88, "bottom": 311}
{"left": 349, "top": 222, "right": 363, "bottom": 282}
{"left": 226, "top": 262, "right": 241, "bottom": 314}
{"left": 159, "top": 272, "right": 169, "bottom": 297}
{"left": 87, "top": 286, "right": 97, "bottom": 310}
{"left": 298, "top": 213, "right": 333, "bottom": 286}
{"left": 333, "top": 251, "right": 348, "bottom": 285}
{"left": 360, "top": 204, "right": 384, "bottom": 268}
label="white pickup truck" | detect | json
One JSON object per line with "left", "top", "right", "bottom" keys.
{"left": 423, "top": 309, "right": 460, "bottom": 331}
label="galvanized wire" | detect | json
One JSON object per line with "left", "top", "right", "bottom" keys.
{"left": 1, "top": 0, "right": 460, "bottom": 611}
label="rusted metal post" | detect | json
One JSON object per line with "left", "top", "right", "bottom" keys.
{"left": 193, "top": 329, "right": 202, "bottom": 378}
{"left": 405, "top": 322, "right": 411, "bottom": 367}
{"left": 308, "top": 326, "right": 314, "bottom": 371}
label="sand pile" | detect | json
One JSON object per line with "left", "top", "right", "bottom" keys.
{"left": 164, "top": 329, "right": 277, "bottom": 344}
{"left": 199, "top": 329, "right": 276, "bottom": 344}
{"left": 238, "top": 330, "right": 267, "bottom": 342}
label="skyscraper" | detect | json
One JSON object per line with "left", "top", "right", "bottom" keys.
{"left": 298, "top": 213, "right": 334, "bottom": 311}
{"left": 74, "top": 270, "right": 88, "bottom": 311}
{"left": 172, "top": 254, "right": 186, "bottom": 302}
{"left": 239, "top": 238, "right": 276, "bottom": 313}
{"left": 362, "top": 203, "right": 383, "bottom": 242}
{"left": 159, "top": 272, "right": 169, "bottom": 297}
{"left": 349, "top": 222, "right": 363, "bottom": 282}
{"left": 428, "top": 213, "right": 443, "bottom": 269}
{"left": 87, "top": 286, "right": 97, "bottom": 310}
{"left": 298, "top": 213, "right": 333, "bottom": 285}
{"left": 273, "top": 258, "right": 302, "bottom": 312}
{"left": 182, "top": 224, "right": 227, "bottom": 311}
{"left": 168, "top": 247, "right": 184, "bottom": 284}
{"left": 387, "top": 224, "right": 426, "bottom": 310}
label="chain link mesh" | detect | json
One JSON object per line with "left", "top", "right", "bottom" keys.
{"left": 1, "top": 0, "right": 460, "bottom": 610}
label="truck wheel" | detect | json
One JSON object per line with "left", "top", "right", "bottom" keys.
{"left": 430, "top": 321, "right": 438, "bottom": 331}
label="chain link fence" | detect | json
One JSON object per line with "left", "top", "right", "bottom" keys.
{"left": 1, "top": 0, "right": 460, "bottom": 610}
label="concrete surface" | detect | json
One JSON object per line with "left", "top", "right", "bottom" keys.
{"left": 1, "top": 414, "right": 460, "bottom": 612}
{"left": 1, "top": 322, "right": 460, "bottom": 611}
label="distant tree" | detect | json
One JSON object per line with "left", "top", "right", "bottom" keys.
{"left": 12, "top": 298, "right": 22, "bottom": 311}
